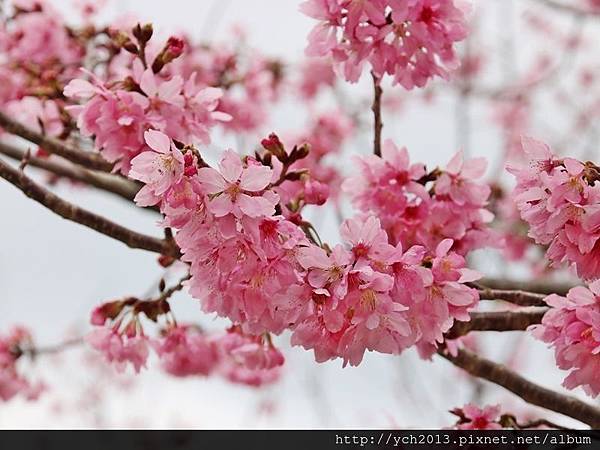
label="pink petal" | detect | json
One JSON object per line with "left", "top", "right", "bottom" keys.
{"left": 197, "top": 167, "right": 226, "bottom": 194}
{"left": 144, "top": 129, "right": 171, "bottom": 154}
{"left": 219, "top": 150, "right": 243, "bottom": 183}
{"left": 140, "top": 69, "right": 158, "bottom": 97}
{"left": 240, "top": 165, "right": 272, "bottom": 192}
{"left": 208, "top": 195, "right": 234, "bottom": 217}
{"left": 237, "top": 193, "right": 275, "bottom": 217}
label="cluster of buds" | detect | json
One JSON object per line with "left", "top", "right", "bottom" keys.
{"left": 111, "top": 23, "right": 184, "bottom": 74}
{"left": 259, "top": 132, "right": 330, "bottom": 208}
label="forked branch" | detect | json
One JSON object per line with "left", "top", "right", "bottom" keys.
{"left": 0, "top": 158, "right": 178, "bottom": 257}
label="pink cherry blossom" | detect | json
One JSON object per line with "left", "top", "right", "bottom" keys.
{"left": 301, "top": 0, "right": 470, "bottom": 88}
{"left": 452, "top": 404, "right": 503, "bottom": 430}
{"left": 531, "top": 281, "right": 600, "bottom": 397}
{"left": 214, "top": 329, "right": 284, "bottom": 387}
{"left": 508, "top": 137, "right": 600, "bottom": 280}
{"left": 197, "top": 150, "right": 279, "bottom": 218}
{"left": 153, "top": 325, "right": 219, "bottom": 377}
{"left": 86, "top": 328, "right": 150, "bottom": 374}
{"left": 344, "top": 140, "right": 497, "bottom": 255}
{"left": 129, "top": 130, "right": 185, "bottom": 206}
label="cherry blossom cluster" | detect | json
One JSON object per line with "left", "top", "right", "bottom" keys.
{"left": 0, "top": 326, "right": 44, "bottom": 402}
{"left": 344, "top": 139, "right": 497, "bottom": 256}
{"left": 0, "top": 0, "right": 90, "bottom": 139}
{"left": 295, "top": 223, "right": 480, "bottom": 363}
{"left": 508, "top": 137, "right": 600, "bottom": 281}
{"left": 449, "top": 404, "right": 503, "bottom": 430}
{"left": 276, "top": 110, "right": 355, "bottom": 204}
{"left": 301, "top": 0, "right": 470, "bottom": 88}
{"left": 88, "top": 296, "right": 283, "bottom": 387}
{"left": 169, "top": 36, "right": 284, "bottom": 134}
{"left": 0, "top": 0, "right": 490, "bottom": 383}
{"left": 114, "top": 129, "right": 481, "bottom": 366}
{"left": 531, "top": 282, "right": 600, "bottom": 397}
{"left": 63, "top": 26, "right": 231, "bottom": 174}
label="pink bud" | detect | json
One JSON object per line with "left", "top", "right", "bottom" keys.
{"left": 90, "top": 306, "right": 107, "bottom": 326}
{"left": 166, "top": 36, "right": 185, "bottom": 58}
{"left": 304, "top": 180, "right": 330, "bottom": 206}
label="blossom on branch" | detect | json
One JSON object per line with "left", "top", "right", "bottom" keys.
{"left": 301, "top": 0, "right": 470, "bottom": 88}
{"left": 532, "top": 281, "right": 600, "bottom": 398}
{"left": 509, "top": 137, "right": 600, "bottom": 280}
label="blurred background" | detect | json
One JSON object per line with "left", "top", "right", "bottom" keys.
{"left": 1, "top": 0, "right": 599, "bottom": 428}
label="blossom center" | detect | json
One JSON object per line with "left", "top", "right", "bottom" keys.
{"left": 361, "top": 289, "right": 377, "bottom": 311}
{"left": 353, "top": 243, "right": 370, "bottom": 259}
{"left": 225, "top": 183, "right": 242, "bottom": 200}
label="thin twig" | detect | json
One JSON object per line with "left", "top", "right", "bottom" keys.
{"left": 0, "top": 158, "right": 179, "bottom": 257}
{"left": 446, "top": 309, "right": 547, "bottom": 339}
{"left": 439, "top": 348, "right": 600, "bottom": 428}
{"left": 0, "top": 111, "right": 113, "bottom": 172}
{"left": 21, "top": 337, "right": 83, "bottom": 357}
{"left": 156, "top": 274, "right": 191, "bottom": 302}
{"left": 371, "top": 72, "right": 383, "bottom": 157}
{"left": 514, "top": 417, "right": 572, "bottom": 431}
{"left": 0, "top": 140, "right": 141, "bottom": 203}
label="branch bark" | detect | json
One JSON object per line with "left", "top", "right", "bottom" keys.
{"left": 480, "top": 277, "right": 574, "bottom": 296}
{"left": 476, "top": 286, "right": 547, "bottom": 306}
{"left": 439, "top": 348, "right": 600, "bottom": 428}
{"left": 0, "top": 111, "right": 113, "bottom": 172}
{"left": 0, "top": 140, "right": 141, "bottom": 203}
{"left": 371, "top": 72, "right": 383, "bottom": 157}
{"left": 446, "top": 309, "right": 547, "bottom": 339}
{"left": 0, "top": 157, "right": 179, "bottom": 257}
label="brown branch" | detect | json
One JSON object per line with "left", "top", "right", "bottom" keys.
{"left": 480, "top": 277, "right": 574, "bottom": 296}
{"left": 476, "top": 285, "right": 548, "bottom": 307}
{"left": 21, "top": 337, "right": 83, "bottom": 357}
{"left": 0, "top": 157, "right": 179, "bottom": 257}
{"left": 514, "top": 417, "right": 572, "bottom": 431}
{"left": 0, "top": 140, "right": 141, "bottom": 203}
{"left": 439, "top": 348, "right": 600, "bottom": 428}
{"left": 0, "top": 111, "right": 113, "bottom": 172}
{"left": 156, "top": 274, "right": 190, "bottom": 302}
{"left": 371, "top": 72, "right": 383, "bottom": 157}
{"left": 446, "top": 309, "right": 547, "bottom": 339}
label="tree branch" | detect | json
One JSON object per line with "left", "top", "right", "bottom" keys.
{"left": 0, "top": 140, "right": 141, "bottom": 203}
{"left": 446, "top": 309, "right": 547, "bottom": 339}
{"left": 21, "top": 337, "right": 83, "bottom": 357}
{"left": 476, "top": 285, "right": 547, "bottom": 306}
{"left": 480, "top": 277, "right": 574, "bottom": 296}
{"left": 439, "top": 348, "right": 600, "bottom": 428}
{"left": 0, "top": 111, "right": 113, "bottom": 172}
{"left": 0, "top": 157, "right": 179, "bottom": 257}
{"left": 371, "top": 72, "right": 383, "bottom": 157}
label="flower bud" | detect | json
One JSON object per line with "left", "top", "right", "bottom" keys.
{"left": 152, "top": 37, "right": 185, "bottom": 73}
{"left": 132, "top": 23, "right": 153, "bottom": 44}
{"left": 304, "top": 179, "right": 330, "bottom": 205}
{"left": 113, "top": 31, "right": 138, "bottom": 54}
{"left": 261, "top": 133, "right": 286, "bottom": 161}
